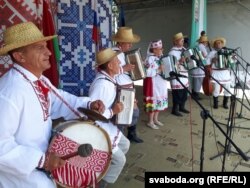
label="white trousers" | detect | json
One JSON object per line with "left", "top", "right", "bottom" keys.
{"left": 213, "top": 82, "right": 231, "bottom": 97}
{"left": 102, "top": 134, "right": 130, "bottom": 183}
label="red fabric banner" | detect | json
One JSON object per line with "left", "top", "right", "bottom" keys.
{"left": 42, "top": 0, "right": 60, "bottom": 87}
{"left": 0, "top": 0, "right": 59, "bottom": 87}
{"left": 0, "top": 0, "right": 41, "bottom": 76}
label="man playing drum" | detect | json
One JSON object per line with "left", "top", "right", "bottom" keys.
{"left": 111, "top": 27, "right": 143, "bottom": 143}
{"left": 89, "top": 48, "right": 130, "bottom": 188}
{"left": 206, "top": 37, "right": 231, "bottom": 109}
{"left": 0, "top": 22, "right": 105, "bottom": 188}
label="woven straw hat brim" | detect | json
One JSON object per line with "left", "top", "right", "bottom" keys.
{"left": 211, "top": 37, "right": 226, "bottom": 48}
{"left": 196, "top": 39, "right": 209, "bottom": 43}
{"left": 0, "top": 35, "right": 57, "bottom": 56}
{"left": 196, "top": 36, "right": 208, "bottom": 43}
{"left": 173, "top": 32, "right": 184, "bottom": 42}
{"left": 95, "top": 51, "right": 121, "bottom": 67}
{"left": 111, "top": 34, "right": 140, "bottom": 43}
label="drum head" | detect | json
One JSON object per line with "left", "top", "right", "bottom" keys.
{"left": 49, "top": 120, "right": 112, "bottom": 188}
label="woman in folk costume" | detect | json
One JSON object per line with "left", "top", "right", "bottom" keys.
{"left": 206, "top": 37, "right": 231, "bottom": 109}
{"left": 111, "top": 27, "right": 143, "bottom": 143}
{"left": 168, "top": 32, "right": 190, "bottom": 116}
{"left": 88, "top": 48, "right": 130, "bottom": 188}
{"left": 190, "top": 35, "right": 209, "bottom": 100}
{"left": 143, "top": 39, "right": 168, "bottom": 129}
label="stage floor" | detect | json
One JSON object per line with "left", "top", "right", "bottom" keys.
{"left": 109, "top": 84, "right": 250, "bottom": 188}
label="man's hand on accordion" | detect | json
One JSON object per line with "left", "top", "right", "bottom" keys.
{"left": 123, "top": 63, "right": 135, "bottom": 72}
{"left": 179, "top": 56, "right": 186, "bottom": 64}
{"left": 111, "top": 102, "right": 124, "bottom": 115}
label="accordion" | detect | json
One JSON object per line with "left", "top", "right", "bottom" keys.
{"left": 115, "top": 87, "right": 135, "bottom": 125}
{"left": 124, "top": 48, "right": 146, "bottom": 81}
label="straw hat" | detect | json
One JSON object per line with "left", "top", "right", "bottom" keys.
{"left": 111, "top": 27, "right": 140, "bottom": 43}
{"left": 197, "top": 35, "right": 208, "bottom": 43}
{"left": 173, "top": 32, "right": 184, "bottom": 42}
{"left": 0, "top": 22, "right": 57, "bottom": 56}
{"left": 96, "top": 48, "right": 120, "bottom": 67}
{"left": 211, "top": 37, "right": 226, "bottom": 48}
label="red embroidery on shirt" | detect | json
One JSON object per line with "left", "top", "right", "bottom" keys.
{"left": 33, "top": 80, "right": 50, "bottom": 121}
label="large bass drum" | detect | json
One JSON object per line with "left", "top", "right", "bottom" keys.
{"left": 49, "top": 120, "right": 112, "bottom": 188}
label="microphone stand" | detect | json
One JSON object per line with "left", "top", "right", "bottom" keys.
{"left": 221, "top": 95, "right": 237, "bottom": 171}
{"left": 208, "top": 59, "right": 242, "bottom": 167}
{"left": 171, "top": 73, "right": 248, "bottom": 172}
{"left": 191, "top": 57, "right": 250, "bottom": 164}
{"left": 209, "top": 95, "right": 238, "bottom": 165}
{"left": 231, "top": 52, "right": 250, "bottom": 122}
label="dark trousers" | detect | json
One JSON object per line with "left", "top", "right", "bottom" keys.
{"left": 131, "top": 108, "right": 139, "bottom": 126}
{"left": 172, "top": 88, "right": 187, "bottom": 105}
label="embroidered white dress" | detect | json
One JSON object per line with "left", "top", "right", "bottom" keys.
{"left": 143, "top": 55, "right": 168, "bottom": 112}
{"left": 0, "top": 64, "right": 92, "bottom": 188}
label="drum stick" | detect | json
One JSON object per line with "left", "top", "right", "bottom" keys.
{"left": 61, "top": 143, "right": 93, "bottom": 160}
